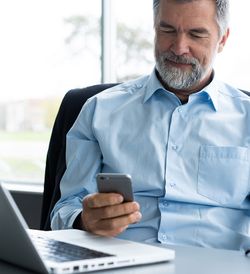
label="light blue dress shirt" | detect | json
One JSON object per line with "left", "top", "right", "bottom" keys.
{"left": 51, "top": 69, "right": 250, "bottom": 250}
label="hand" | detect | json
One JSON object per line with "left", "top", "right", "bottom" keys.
{"left": 78, "top": 193, "right": 142, "bottom": 237}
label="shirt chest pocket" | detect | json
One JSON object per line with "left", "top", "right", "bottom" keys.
{"left": 197, "top": 146, "right": 250, "bottom": 206}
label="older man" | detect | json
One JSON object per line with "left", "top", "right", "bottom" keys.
{"left": 51, "top": 0, "right": 250, "bottom": 250}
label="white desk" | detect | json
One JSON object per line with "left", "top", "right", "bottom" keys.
{"left": 1, "top": 243, "right": 250, "bottom": 274}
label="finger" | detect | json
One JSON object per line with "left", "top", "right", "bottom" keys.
{"left": 92, "top": 202, "right": 140, "bottom": 220}
{"left": 83, "top": 193, "right": 124, "bottom": 208}
{"left": 93, "top": 225, "right": 129, "bottom": 237}
{"left": 94, "top": 211, "right": 142, "bottom": 232}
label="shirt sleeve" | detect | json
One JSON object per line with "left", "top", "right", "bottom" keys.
{"left": 50, "top": 97, "right": 102, "bottom": 230}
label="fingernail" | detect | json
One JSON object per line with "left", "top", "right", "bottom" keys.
{"left": 135, "top": 212, "right": 142, "bottom": 221}
{"left": 133, "top": 202, "right": 140, "bottom": 210}
{"left": 117, "top": 195, "right": 124, "bottom": 203}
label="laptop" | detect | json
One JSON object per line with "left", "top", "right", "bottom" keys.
{"left": 0, "top": 183, "right": 175, "bottom": 274}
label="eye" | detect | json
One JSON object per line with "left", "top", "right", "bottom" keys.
{"left": 159, "top": 27, "right": 176, "bottom": 34}
{"left": 190, "top": 33, "right": 203, "bottom": 39}
{"left": 190, "top": 30, "right": 209, "bottom": 39}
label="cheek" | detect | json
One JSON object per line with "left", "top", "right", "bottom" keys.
{"left": 155, "top": 34, "right": 172, "bottom": 52}
{"left": 195, "top": 43, "right": 218, "bottom": 68}
{"left": 201, "top": 46, "right": 219, "bottom": 68}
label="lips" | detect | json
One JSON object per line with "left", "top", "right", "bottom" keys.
{"left": 165, "top": 58, "right": 193, "bottom": 68}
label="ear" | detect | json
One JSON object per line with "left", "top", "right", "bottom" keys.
{"left": 218, "top": 28, "right": 230, "bottom": 53}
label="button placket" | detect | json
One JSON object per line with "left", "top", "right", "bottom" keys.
{"left": 164, "top": 105, "right": 185, "bottom": 196}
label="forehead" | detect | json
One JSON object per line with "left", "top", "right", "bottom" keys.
{"left": 157, "top": 0, "right": 218, "bottom": 30}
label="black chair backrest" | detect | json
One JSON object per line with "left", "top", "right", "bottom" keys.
{"left": 242, "top": 90, "right": 250, "bottom": 96}
{"left": 40, "top": 83, "right": 119, "bottom": 230}
{"left": 40, "top": 85, "right": 250, "bottom": 230}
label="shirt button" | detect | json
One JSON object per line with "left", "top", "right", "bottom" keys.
{"left": 169, "top": 182, "right": 176, "bottom": 187}
{"left": 135, "top": 84, "right": 142, "bottom": 88}
{"left": 160, "top": 233, "right": 168, "bottom": 242}
{"left": 178, "top": 108, "right": 182, "bottom": 113}
{"left": 172, "top": 144, "right": 178, "bottom": 150}
{"left": 163, "top": 201, "right": 169, "bottom": 207}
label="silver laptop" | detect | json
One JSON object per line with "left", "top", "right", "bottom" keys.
{"left": 0, "top": 183, "right": 175, "bottom": 274}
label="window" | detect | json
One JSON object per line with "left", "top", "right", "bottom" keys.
{"left": 0, "top": 0, "right": 101, "bottom": 184}
{"left": 214, "top": 1, "right": 250, "bottom": 91}
{"left": 0, "top": 1, "right": 249, "bottom": 187}
{"left": 113, "top": 0, "right": 154, "bottom": 81}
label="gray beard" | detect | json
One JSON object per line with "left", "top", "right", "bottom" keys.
{"left": 155, "top": 51, "right": 204, "bottom": 90}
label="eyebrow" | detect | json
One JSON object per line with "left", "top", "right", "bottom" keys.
{"left": 159, "top": 20, "right": 210, "bottom": 35}
{"left": 190, "top": 28, "right": 210, "bottom": 35}
{"left": 159, "top": 21, "right": 174, "bottom": 29}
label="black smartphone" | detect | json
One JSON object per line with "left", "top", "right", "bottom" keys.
{"left": 96, "top": 173, "right": 134, "bottom": 202}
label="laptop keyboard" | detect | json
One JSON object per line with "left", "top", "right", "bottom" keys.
{"left": 32, "top": 235, "right": 114, "bottom": 262}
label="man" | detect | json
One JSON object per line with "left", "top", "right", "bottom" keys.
{"left": 51, "top": 0, "right": 250, "bottom": 250}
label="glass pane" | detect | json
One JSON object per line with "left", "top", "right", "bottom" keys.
{"left": 0, "top": 0, "right": 101, "bottom": 184}
{"left": 114, "top": 0, "right": 154, "bottom": 81}
{"left": 214, "top": 1, "right": 250, "bottom": 91}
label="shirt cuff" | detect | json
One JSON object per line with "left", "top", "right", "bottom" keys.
{"left": 51, "top": 207, "right": 82, "bottom": 230}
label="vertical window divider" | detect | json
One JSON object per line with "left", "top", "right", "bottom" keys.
{"left": 101, "top": 0, "right": 116, "bottom": 83}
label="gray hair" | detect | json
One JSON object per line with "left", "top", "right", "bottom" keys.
{"left": 153, "top": 0, "right": 230, "bottom": 36}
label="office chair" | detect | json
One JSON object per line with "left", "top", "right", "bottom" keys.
{"left": 40, "top": 83, "right": 119, "bottom": 230}
{"left": 40, "top": 84, "right": 250, "bottom": 231}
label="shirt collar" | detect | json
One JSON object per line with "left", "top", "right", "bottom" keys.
{"left": 143, "top": 68, "right": 220, "bottom": 111}
{"left": 143, "top": 68, "right": 166, "bottom": 104}
{"left": 195, "top": 72, "right": 219, "bottom": 111}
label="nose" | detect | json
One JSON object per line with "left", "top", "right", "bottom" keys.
{"left": 170, "top": 34, "right": 190, "bottom": 56}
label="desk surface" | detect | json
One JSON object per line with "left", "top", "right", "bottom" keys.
{"left": 1, "top": 242, "right": 250, "bottom": 274}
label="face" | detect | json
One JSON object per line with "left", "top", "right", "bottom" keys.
{"left": 154, "top": 0, "right": 229, "bottom": 96}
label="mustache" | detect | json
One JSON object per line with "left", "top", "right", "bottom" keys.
{"left": 162, "top": 52, "right": 199, "bottom": 66}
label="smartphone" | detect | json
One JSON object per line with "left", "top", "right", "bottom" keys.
{"left": 96, "top": 173, "right": 134, "bottom": 202}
